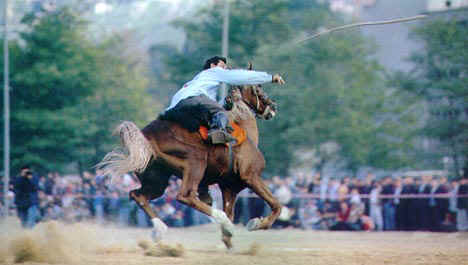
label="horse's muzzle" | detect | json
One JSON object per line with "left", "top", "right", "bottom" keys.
{"left": 265, "top": 110, "right": 275, "bottom": 120}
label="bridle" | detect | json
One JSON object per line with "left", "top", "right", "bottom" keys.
{"left": 244, "top": 86, "right": 274, "bottom": 119}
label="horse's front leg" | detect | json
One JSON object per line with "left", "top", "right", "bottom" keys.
{"left": 219, "top": 184, "right": 242, "bottom": 249}
{"left": 244, "top": 175, "right": 282, "bottom": 231}
{"left": 176, "top": 160, "right": 235, "bottom": 236}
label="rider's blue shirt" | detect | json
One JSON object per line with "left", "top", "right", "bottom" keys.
{"left": 166, "top": 67, "right": 272, "bottom": 110}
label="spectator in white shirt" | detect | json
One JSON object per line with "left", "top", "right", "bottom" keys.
{"left": 370, "top": 182, "right": 383, "bottom": 231}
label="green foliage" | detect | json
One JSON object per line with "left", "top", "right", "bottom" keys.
{"left": 150, "top": 0, "right": 416, "bottom": 175}
{"left": 65, "top": 37, "right": 153, "bottom": 172}
{"left": 391, "top": 19, "right": 467, "bottom": 176}
{"left": 1, "top": 8, "right": 152, "bottom": 174}
{"left": 16, "top": 10, "right": 97, "bottom": 110}
{"left": 257, "top": 26, "right": 417, "bottom": 174}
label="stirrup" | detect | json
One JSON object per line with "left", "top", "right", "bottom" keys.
{"left": 208, "top": 130, "right": 236, "bottom": 144}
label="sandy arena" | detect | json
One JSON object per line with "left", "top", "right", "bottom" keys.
{"left": 0, "top": 217, "right": 467, "bottom": 265}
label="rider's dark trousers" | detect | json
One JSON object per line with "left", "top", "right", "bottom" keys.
{"left": 161, "top": 95, "right": 226, "bottom": 132}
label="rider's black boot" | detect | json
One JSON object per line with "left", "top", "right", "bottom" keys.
{"left": 208, "top": 112, "right": 236, "bottom": 144}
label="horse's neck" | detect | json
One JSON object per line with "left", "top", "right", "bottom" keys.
{"left": 228, "top": 101, "right": 259, "bottom": 147}
{"left": 238, "top": 115, "right": 259, "bottom": 147}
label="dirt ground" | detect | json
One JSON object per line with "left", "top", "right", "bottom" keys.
{"left": 1, "top": 217, "right": 467, "bottom": 265}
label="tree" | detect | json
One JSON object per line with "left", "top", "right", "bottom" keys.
{"left": 1, "top": 8, "right": 152, "bottom": 174}
{"left": 392, "top": 19, "right": 468, "bottom": 176}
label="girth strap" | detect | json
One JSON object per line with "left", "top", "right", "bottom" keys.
{"left": 227, "top": 142, "right": 234, "bottom": 173}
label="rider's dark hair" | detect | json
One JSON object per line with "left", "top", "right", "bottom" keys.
{"left": 203, "top": 56, "right": 227, "bottom": 70}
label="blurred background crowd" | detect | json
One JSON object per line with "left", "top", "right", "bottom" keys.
{"left": 2, "top": 166, "right": 467, "bottom": 233}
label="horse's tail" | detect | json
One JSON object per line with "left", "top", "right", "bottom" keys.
{"left": 96, "top": 121, "right": 154, "bottom": 179}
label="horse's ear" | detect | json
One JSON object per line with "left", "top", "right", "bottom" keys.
{"left": 247, "top": 62, "right": 253, "bottom": 70}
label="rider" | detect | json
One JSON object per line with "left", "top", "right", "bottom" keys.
{"left": 164, "top": 56, "right": 285, "bottom": 144}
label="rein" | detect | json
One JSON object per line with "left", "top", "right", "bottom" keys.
{"left": 243, "top": 87, "right": 272, "bottom": 119}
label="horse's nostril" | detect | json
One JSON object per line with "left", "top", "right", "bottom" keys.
{"left": 266, "top": 112, "right": 275, "bottom": 120}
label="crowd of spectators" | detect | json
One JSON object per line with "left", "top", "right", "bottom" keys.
{"left": 258, "top": 173, "right": 468, "bottom": 232}
{"left": 1, "top": 167, "right": 467, "bottom": 233}
{"left": 0, "top": 165, "right": 212, "bottom": 228}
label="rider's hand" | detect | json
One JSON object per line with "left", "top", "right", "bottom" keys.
{"left": 272, "top": 74, "right": 285, "bottom": 85}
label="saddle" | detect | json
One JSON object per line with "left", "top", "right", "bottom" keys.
{"left": 199, "top": 121, "right": 247, "bottom": 147}
{"left": 159, "top": 107, "right": 246, "bottom": 146}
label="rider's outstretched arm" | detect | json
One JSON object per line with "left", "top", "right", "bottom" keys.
{"left": 210, "top": 67, "right": 273, "bottom": 85}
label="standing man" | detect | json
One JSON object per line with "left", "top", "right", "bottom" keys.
{"left": 457, "top": 176, "right": 468, "bottom": 231}
{"left": 162, "top": 56, "right": 285, "bottom": 144}
{"left": 13, "top": 165, "right": 40, "bottom": 228}
{"left": 381, "top": 176, "right": 396, "bottom": 230}
{"left": 408, "top": 177, "right": 422, "bottom": 230}
{"left": 393, "top": 178, "right": 404, "bottom": 230}
{"left": 359, "top": 175, "right": 373, "bottom": 216}
{"left": 416, "top": 175, "right": 432, "bottom": 230}
{"left": 434, "top": 177, "right": 449, "bottom": 231}
{"left": 400, "top": 177, "right": 415, "bottom": 230}
{"left": 370, "top": 181, "right": 383, "bottom": 231}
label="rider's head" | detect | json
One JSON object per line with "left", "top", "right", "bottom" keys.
{"left": 203, "top": 56, "right": 227, "bottom": 70}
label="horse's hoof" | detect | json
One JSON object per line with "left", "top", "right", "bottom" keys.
{"left": 221, "top": 224, "right": 234, "bottom": 237}
{"left": 212, "top": 209, "right": 234, "bottom": 236}
{"left": 151, "top": 218, "right": 168, "bottom": 243}
{"left": 246, "top": 218, "right": 261, "bottom": 231}
{"left": 222, "top": 234, "right": 233, "bottom": 250}
{"left": 151, "top": 229, "right": 163, "bottom": 243}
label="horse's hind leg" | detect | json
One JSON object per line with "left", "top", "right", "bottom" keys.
{"left": 130, "top": 189, "right": 168, "bottom": 241}
{"left": 130, "top": 160, "right": 171, "bottom": 242}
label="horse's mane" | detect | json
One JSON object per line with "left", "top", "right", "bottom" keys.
{"left": 227, "top": 88, "right": 255, "bottom": 123}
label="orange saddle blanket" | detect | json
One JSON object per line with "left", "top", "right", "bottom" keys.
{"left": 199, "top": 122, "right": 246, "bottom": 146}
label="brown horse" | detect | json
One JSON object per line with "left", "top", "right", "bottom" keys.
{"left": 98, "top": 64, "right": 283, "bottom": 249}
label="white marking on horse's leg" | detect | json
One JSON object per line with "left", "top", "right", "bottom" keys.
{"left": 246, "top": 217, "right": 262, "bottom": 231}
{"left": 151, "top": 218, "right": 168, "bottom": 243}
{"left": 211, "top": 208, "right": 230, "bottom": 224}
{"left": 212, "top": 208, "right": 234, "bottom": 236}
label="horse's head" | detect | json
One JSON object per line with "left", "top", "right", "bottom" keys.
{"left": 227, "top": 63, "right": 277, "bottom": 120}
